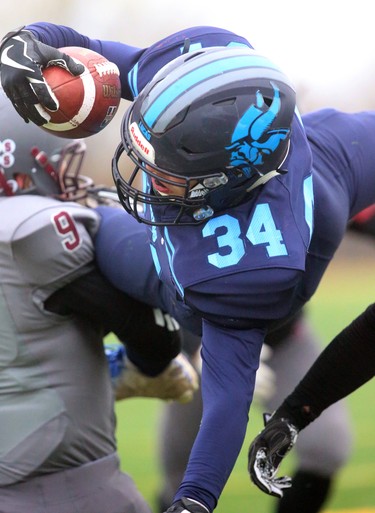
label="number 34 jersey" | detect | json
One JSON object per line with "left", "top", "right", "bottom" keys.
{"left": 148, "top": 115, "right": 313, "bottom": 328}
{"left": 145, "top": 106, "right": 375, "bottom": 330}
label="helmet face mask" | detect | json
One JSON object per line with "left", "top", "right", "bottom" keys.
{"left": 0, "top": 89, "right": 91, "bottom": 200}
{"left": 55, "top": 140, "right": 92, "bottom": 201}
{"left": 112, "top": 46, "right": 296, "bottom": 226}
{"left": 27, "top": 140, "right": 90, "bottom": 200}
{"left": 113, "top": 114, "right": 233, "bottom": 225}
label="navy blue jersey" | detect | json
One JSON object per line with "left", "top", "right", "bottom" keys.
{"left": 26, "top": 23, "right": 375, "bottom": 511}
{"left": 145, "top": 115, "right": 312, "bottom": 327}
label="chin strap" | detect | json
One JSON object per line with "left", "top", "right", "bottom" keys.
{"left": 246, "top": 138, "right": 290, "bottom": 193}
{"left": 246, "top": 169, "right": 282, "bottom": 193}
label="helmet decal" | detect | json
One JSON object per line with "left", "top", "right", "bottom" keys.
{"left": 129, "top": 121, "right": 155, "bottom": 164}
{"left": 225, "top": 82, "right": 289, "bottom": 174}
{"left": 0, "top": 139, "right": 17, "bottom": 195}
{"left": 0, "top": 138, "right": 16, "bottom": 169}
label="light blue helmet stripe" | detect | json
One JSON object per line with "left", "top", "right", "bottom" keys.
{"left": 143, "top": 54, "right": 282, "bottom": 128}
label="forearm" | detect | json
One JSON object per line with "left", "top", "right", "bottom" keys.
{"left": 25, "top": 22, "right": 144, "bottom": 100}
{"left": 175, "top": 322, "right": 266, "bottom": 511}
{"left": 25, "top": 22, "right": 95, "bottom": 48}
{"left": 45, "top": 268, "right": 180, "bottom": 375}
{"left": 276, "top": 303, "right": 375, "bottom": 428}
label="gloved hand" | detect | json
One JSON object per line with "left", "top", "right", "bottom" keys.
{"left": 0, "top": 28, "right": 84, "bottom": 125}
{"left": 247, "top": 412, "right": 299, "bottom": 498}
{"left": 114, "top": 352, "right": 199, "bottom": 403}
{"left": 253, "top": 344, "right": 276, "bottom": 403}
{"left": 164, "top": 497, "right": 209, "bottom": 513}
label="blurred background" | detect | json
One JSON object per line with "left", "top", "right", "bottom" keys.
{"left": 2, "top": 0, "right": 375, "bottom": 184}
{"left": 1, "top": 2, "right": 374, "bottom": 511}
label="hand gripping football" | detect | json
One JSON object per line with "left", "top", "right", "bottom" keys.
{"left": 41, "top": 46, "right": 121, "bottom": 138}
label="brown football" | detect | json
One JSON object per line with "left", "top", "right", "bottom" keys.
{"left": 41, "top": 46, "right": 121, "bottom": 138}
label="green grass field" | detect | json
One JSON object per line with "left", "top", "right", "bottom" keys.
{"left": 113, "top": 253, "right": 375, "bottom": 513}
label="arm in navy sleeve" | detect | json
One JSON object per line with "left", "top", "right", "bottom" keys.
{"left": 93, "top": 206, "right": 203, "bottom": 336}
{"left": 25, "top": 21, "right": 144, "bottom": 100}
{"left": 93, "top": 206, "right": 164, "bottom": 307}
{"left": 44, "top": 267, "right": 181, "bottom": 376}
{"left": 25, "top": 23, "right": 253, "bottom": 100}
{"left": 175, "top": 319, "right": 266, "bottom": 511}
{"left": 184, "top": 267, "right": 303, "bottom": 329}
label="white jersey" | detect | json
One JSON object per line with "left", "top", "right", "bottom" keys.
{"left": 0, "top": 195, "right": 116, "bottom": 485}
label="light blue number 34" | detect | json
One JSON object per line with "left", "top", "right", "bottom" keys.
{"left": 202, "top": 203, "right": 288, "bottom": 269}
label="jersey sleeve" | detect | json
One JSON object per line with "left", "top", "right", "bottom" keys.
{"left": 25, "top": 21, "right": 145, "bottom": 100}
{"left": 25, "top": 23, "right": 252, "bottom": 101}
{"left": 126, "top": 26, "right": 253, "bottom": 98}
{"left": 93, "top": 205, "right": 161, "bottom": 305}
{"left": 175, "top": 319, "right": 266, "bottom": 510}
{"left": 184, "top": 266, "right": 303, "bottom": 328}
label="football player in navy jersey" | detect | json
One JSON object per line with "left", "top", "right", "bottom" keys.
{"left": 1, "top": 23, "right": 375, "bottom": 513}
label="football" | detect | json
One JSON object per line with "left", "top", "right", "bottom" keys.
{"left": 41, "top": 46, "right": 121, "bottom": 138}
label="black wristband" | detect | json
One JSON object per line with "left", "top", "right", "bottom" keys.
{"left": 274, "top": 303, "right": 375, "bottom": 429}
{"left": 273, "top": 400, "right": 317, "bottom": 430}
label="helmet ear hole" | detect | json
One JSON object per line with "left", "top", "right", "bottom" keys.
{"left": 213, "top": 98, "right": 236, "bottom": 107}
{"left": 165, "top": 107, "right": 189, "bottom": 131}
{"left": 180, "top": 146, "right": 196, "bottom": 156}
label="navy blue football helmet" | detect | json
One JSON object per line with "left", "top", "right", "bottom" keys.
{"left": 113, "top": 46, "right": 296, "bottom": 225}
{"left": 0, "top": 88, "right": 90, "bottom": 199}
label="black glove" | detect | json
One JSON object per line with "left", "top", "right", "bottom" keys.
{"left": 164, "top": 497, "right": 209, "bottom": 513}
{"left": 247, "top": 412, "right": 299, "bottom": 498}
{"left": 0, "top": 28, "right": 84, "bottom": 125}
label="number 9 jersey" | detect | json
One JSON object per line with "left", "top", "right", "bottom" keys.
{"left": 0, "top": 196, "right": 115, "bottom": 485}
